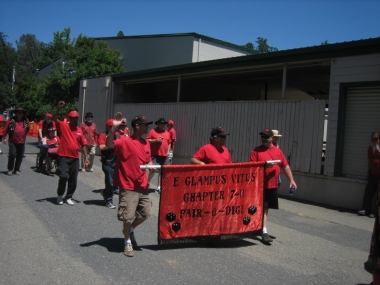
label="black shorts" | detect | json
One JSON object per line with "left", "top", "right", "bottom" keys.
{"left": 264, "top": 188, "right": 279, "bottom": 209}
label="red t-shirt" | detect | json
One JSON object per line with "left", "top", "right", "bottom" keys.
{"left": 38, "top": 120, "right": 56, "bottom": 137}
{"left": 146, "top": 128, "right": 171, "bottom": 156}
{"left": 3, "top": 118, "right": 30, "bottom": 144}
{"left": 46, "top": 136, "right": 60, "bottom": 146}
{"left": 113, "top": 136, "right": 152, "bottom": 190}
{"left": 80, "top": 122, "right": 98, "bottom": 146}
{"left": 249, "top": 145, "right": 288, "bottom": 189}
{"left": 368, "top": 146, "right": 380, "bottom": 176}
{"left": 56, "top": 120, "right": 88, "bottom": 158}
{"left": 192, "top": 143, "right": 232, "bottom": 164}
{"left": 168, "top": 127, "right": 176, "bottom": 149}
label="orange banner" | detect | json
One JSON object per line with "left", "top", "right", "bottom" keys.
{"left": 159, "top": 162, "right": 265, "bottom": 242}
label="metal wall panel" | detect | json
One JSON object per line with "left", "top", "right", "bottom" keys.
{"left": 114, "top": 100, "right": 326, "bottom": 174}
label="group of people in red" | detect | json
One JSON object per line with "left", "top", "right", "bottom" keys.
{"left": 3, "top": 102, "right": 296, "bottom": 257}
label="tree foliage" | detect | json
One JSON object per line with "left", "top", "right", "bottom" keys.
{"left": 244, "top": 37, "right": 278, "bottom": 53}
{"left": 117, "top": 31, "right": 124, "bottom": 37}
{"left": 0, "top": 32, "right": 16, "bottom": 111}
{"left": 3, "top": 27, "right": 125, "bottom": 121}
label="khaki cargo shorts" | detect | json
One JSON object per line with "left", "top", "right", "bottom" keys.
{"left": 118, "top": 189, "right": 152, "bottom": 223}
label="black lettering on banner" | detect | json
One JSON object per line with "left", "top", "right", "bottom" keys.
{"left": 179, "top": 209, "right": 203, "bottom": 218}
{"left": 226, "top": 205, "right": 244, "bottom": 215}
{"left": 173, "top": 177, "right": 179, "bottom": 187}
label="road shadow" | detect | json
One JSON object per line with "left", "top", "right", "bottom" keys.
{"left": 83, "top": 199, "right": 105, "bottom": 207}
{"left": 92, "top": 189, "right": 104, "bottom": 194}
{"left": 80, "top": 238, "right": 124, "bottom": 253}
{"left": 36, "top": 197, "right": 81, "bottom": 205}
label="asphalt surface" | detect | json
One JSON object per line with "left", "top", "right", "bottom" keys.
{"left": 0, "top": 137, "right": 375, "bottom": 285}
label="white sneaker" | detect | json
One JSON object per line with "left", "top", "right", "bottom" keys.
{"left": 66, "top": 198, "right": 75, "bottom": 205}
{"left": 88, "top": 168, "right": 93, "bottom": 172}
{"left": 0, "top": 149, "right": 3, "bottom": 154}
{"left": 57, "top": 196, "right": 63, "bottom": 205}
{"left": 155, "top": 187, "right": 161, "bottom": 194}
{"left": 81, "top": 169, "right": 86, "bottom": 172}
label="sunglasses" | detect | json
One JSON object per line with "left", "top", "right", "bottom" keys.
{"left": 261, "top": 135, "right": 270, "bottom": 139}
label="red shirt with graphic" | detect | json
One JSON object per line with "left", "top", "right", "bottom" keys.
{"left": 249, "top": 145, "right": 288, "bottom": 189}
{"left": 146, "top": 128, "right": 171, "bottom": 156}
{"left": 113, "top": 136, "right": 152, "bottom": 190}
{"left": 192, "top": 143, "right": 232, "bottom": 164}
{"left": 56, "top": 120, "right": 87, "bottom": 158}
{"left": 368, "top": 146, "right": 380, "bottom": 176}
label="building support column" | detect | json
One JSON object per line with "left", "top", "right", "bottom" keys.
{"left": 282, "top": 64, "right": 287, "bottom": 100}
{"left": 177, "top": 75, "right": 181, "bottom": 102}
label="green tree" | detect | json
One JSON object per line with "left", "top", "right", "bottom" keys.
{"left": 43, "top": 29, "right": 125, "bottom": 104}
{"left": 321, "top": 40, "right": 329, "bottom": 45}
{"left": 117, "top": 31, "right": 124, "bottom": 37}
{"left": 244, "top": 37, "right": 278, "bottom": 53}
{"left": 255, "top": 37, "right": 278, "bottom": 53}
{"left": 16, "top": 34, "right": 45, "bottom": 75}
{"left": 0, "top": 32, "right": 17, "bottom": 110}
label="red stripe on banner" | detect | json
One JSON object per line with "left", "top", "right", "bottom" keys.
{"left": 159, "top": 162, "right": 265, "bottom": 241}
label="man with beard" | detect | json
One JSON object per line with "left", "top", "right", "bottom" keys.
{"left": 249, "top": 128, "right": 297, "bottom": 244}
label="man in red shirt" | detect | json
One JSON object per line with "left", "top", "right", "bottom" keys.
{"left": 358, "top": 132, "right": 380, "bottom": 217}
{"left": 249, "top": 128, "right": 297, "bottom": 244}
{"left": 3, "top": 107, "right": 30, "bottom": 176}
{"left": 53, "top": 101, "right": 89, "bottom": 206}
{"left": 190, "top": 127, "right": 232, "bottom": 165}
{"left": 106, "top": 114, "right": 155, "bottom": 258}
{"left": 146, "top": 118, "right": 171, "bottom": 193}
{"left": 167, "top": 120, "right": 176, "bottom": 164}
{"left": 38, "top": 113, "right": 56, "bottom": 143}
{"left": 80, "top": 112, "right": 98, "bottom": 172}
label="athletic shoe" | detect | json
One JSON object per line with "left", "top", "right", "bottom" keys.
{"left": 358, "top": 210, "right": 366, "bottom": 216}
{"left": 124, "top": 243, "right": 134, "bottom": 257}
{"left": 369, "top": 214, "right": 375, "bottom": 218}
{"left": 15, "top": 171, "right": 21, "bottom": 175}
{"left": 57, "top": 196, "right": 63, "bottom": 205}
{"left": 130, "top": 231, "right": 138, "bottom": 248}
{"left": 155, "top": 187, "right": 161, "bottom": 194}
{"left": 81, "top": 169, "right": 86, "bottom": 172}
{"left": 113, "top": 188, "right": 119, "bottom": 195}
{"left": 7, "top": 171, "right": 12, "bottom": 176}
{"left": 0, "top": 149, "right": 3, "bottom": 154}
{"left": 66, "top": 198, "right": 75, "bottom": 205}
{"left": 87, "top": 168, "right": 94, "bottom": 172}
{"left": 50, "top": 169, "right": 56, "bottom": 174}
{"left": 106, "top": 201, "right": 116, "bottom": 209}
{"left": 262, "top": 233, "right": 273, "bottom": 243}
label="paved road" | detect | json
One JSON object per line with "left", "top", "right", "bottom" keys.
{"left": 0, "top": 137, "right": 374, "bottom": 285}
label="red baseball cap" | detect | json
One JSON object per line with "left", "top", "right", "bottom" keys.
{"left": 106, "top": 119, "right": 113, "bottom": 127}
{"left": 168, "top": 120, "right": 174, "bottom": 125}
{"left": 68, "top": 111, "right": 79, "bottom": 118}
{"left": 45, "top": 113, "right": 53, "bottom": 118}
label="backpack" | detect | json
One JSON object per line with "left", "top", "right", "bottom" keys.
{"left": 8, "top": 116, "right": 28, "bottom": 138}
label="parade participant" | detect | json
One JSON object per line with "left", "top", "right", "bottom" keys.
{"left": 190, "top": 127, "right": 232, "bottom": 164}
{"left": 105, "top": 114, "right": 155, "bottom": 257}
{"left": 167, "top": 119, "right": 176, "bottom": 164}
{"left": 358, "top": 132, "right": 380, "bottom": 217}
{"left": 249, "top": 128, "right": 297, "bottom": 244}
{"left": 146, "top": 118, "right": 171, "bottom": 193}
{"left": 3, "top": 107, "right": 30, "bottom": 176}
{"left": 45, "top": 127, "right": 60, "bottom": 174}
{"left": 98, "top": 119, "right": 119, "bottom": 209}
{"left": 80, "top": 112, "right": 98, "bottom": 172}
{"left": 53, "top": 101, "right": 89, "bottom": 205}
{"left": 38, "top": 113, "right": 56, "bottom": 143}
{"left": 118, "top": 119, "right": 130, "bottom": 137}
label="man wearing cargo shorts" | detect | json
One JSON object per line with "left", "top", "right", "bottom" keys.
{"left": 106, "top": 113, "right": 155, "bottom": 257}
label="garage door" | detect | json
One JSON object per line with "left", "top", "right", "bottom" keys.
{"left": 341, "top": 86, "right": 380, "bottom": 179}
